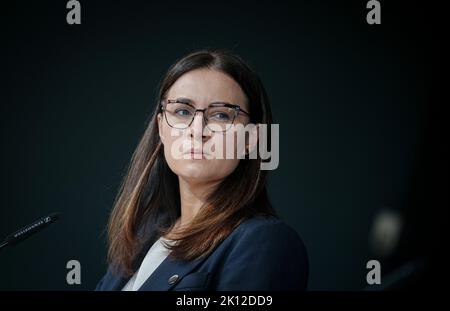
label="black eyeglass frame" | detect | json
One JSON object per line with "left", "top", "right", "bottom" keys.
{"left": 160, "top": 99, "right": 250, "bottom": 132}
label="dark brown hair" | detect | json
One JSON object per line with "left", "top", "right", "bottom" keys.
{"left": 107, "top": 49, "right": 277, "bottom": 277}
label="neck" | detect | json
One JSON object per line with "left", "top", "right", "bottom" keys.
{"left": 177, "top": 177, "right": 221, "bottom": 227}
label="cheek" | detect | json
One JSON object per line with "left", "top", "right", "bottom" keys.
{"left": 162, "top": 130, "right": 184, "bottom": 170}
{"left": 161, "top": 124, "right": 185, "bottom": 158}
{"left": 204, "top": 131, "right": 245, "bottom": 159}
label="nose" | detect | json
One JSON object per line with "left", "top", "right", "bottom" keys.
{"left": 188, "top": 111, "right": 210, "bottom": 141}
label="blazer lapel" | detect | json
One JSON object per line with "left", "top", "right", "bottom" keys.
{"left": 102, "top": 225, "right": 209, "bottom": 291}
{"left": 138, "top": 254, "right": 208, "bottom": 291}
{"left": 101, "top": 233, "right": 158, "bottom": 291}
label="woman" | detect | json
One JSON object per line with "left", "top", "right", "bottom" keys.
{"left": 95, "top": 49, "right": 309, "bottom": 291}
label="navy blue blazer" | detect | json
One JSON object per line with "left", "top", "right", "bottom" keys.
{"left": 95, "top": 216, "right": 309, "bottom": 291}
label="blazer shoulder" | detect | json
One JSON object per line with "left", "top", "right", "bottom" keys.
{"left": 232, "top": 216, "right": 305, "bottom": 243}
{"left": 228, "top": 215, "right": 309, "bottom": 260}
{"left": 213, "top": 215, "right": 309, "bottom": 290}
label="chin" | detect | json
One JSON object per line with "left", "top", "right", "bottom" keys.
{"left": 174, "top": 162, "right": 215, "bottom": 180}
{"left": 168, "top": 159, "right": 239, "bottom": 183}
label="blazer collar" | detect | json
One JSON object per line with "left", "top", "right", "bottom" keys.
{"left": 105, "top": 253, "right": 207, "bottom": 291}
{"left": 138, "top": 254, "right": 207, "bottom": 290}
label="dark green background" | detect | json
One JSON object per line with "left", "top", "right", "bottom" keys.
{"left": 0, "top": 0, "right": 444, "bottom": 290}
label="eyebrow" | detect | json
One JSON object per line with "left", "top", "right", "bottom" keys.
{"left": 174, "top": 97, "right": 234, "bottom": 107}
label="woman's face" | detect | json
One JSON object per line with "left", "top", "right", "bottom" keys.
{"left": 158, "top": 68, "right": 250, "bottom": 184}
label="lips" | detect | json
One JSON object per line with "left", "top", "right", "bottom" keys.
{"left": 185, "top": 148, "right": 207, "bottom": 159}
{"left": 189, "top": 149, "right": 203, "bottom": 154}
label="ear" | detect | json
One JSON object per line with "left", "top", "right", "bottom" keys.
{"left": 157, "top": 112, "right": 165, "bottom": 145}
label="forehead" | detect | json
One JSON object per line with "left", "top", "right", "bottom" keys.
{"left": 166, "top": 68, "right": 248, "bottom": 108}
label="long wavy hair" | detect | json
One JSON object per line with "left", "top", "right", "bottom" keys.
{"left": 107, "top": 49, "right": 277, "bottom": 277}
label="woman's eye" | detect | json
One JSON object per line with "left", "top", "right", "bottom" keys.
{"left": 175, "top": 109, "right": 193, "bottom": 117}
{"left": 210, "top": 112, "right": 231, "bottom": 121}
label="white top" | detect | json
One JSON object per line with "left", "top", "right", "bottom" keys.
{"left": 121, "top": 237, "right": 174, "bottom": 291}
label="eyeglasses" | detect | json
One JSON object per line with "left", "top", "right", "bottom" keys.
{"left": 161, "top": 99, "right": 250, "bottom": 132}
